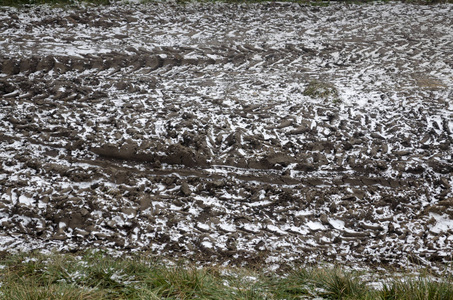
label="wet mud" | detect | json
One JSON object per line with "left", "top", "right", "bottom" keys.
{"left": 1, "top": 2, "right": 453, "bottom": 272}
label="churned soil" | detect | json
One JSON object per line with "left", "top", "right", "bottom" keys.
{"left": 1, "top": 1, "right": 452, "bottom": 273}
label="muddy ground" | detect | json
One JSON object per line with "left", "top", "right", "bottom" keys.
{"left": 1, "top": 1, "right": 453, "bottom": 273}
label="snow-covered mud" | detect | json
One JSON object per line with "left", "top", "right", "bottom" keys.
{"left": 1, "top": 2, "right": 452, "bottom": 272}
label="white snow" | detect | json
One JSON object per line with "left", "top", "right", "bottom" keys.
{"left": 306, "top": 222, "right": 326, "bottom": 231}
{"left": 429, "top": 214, "right": 453, "bottom": 234}
{"left": 329, "top": 219, "right": 345, "bottom": 230}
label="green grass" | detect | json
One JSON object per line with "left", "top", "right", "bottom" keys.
{"left": 1, "top": 251, "right": 453, "bottom": 299}
{"left": 380, "top": 278, "right": 453, "bottom": 300}
{"left": 303, "top": 79, "right": 341, "bottom": 103}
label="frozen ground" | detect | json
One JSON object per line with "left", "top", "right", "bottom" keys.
{"left": 0, "top": 1, "right": 452, "bottom": 273}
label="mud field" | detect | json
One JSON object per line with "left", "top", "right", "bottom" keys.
{"left": 1, "top": 2, "right": 453, "bottom": 272}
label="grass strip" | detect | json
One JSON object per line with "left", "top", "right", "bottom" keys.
{"left": 1, "top": 250, "right": 453, "bottom": 299}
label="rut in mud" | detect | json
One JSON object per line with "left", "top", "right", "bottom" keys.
{"left": 1, "top": 2, "right": 453, "bottom": 272}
